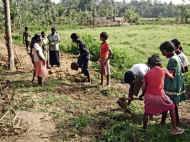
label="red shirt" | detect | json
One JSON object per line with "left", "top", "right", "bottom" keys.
{"left": 144, "top": 66, "right": 171, "bottom": 96}
{"left": 100, "top": 42, "right": 110, "bottom": 59}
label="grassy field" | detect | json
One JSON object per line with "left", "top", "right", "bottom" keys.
{"left": 13, "top": 24, "right": 190, "bottom": 78}
{"left": 8, "top": 24, "right": 190, "bottom": 142}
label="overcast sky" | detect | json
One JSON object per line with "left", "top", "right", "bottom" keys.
{"left": 52, "top": 0, "right": 190, "bottom": 5}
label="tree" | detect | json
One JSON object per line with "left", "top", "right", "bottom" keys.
{"left": 124, "top": 8, "right": 140, "bottom": 23}
{"left": 3, "top": 0, "right": 15, "bottom": 71}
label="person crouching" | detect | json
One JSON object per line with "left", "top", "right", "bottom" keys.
{"left": 70, "top": 33, "right": 91, "bottom": 82}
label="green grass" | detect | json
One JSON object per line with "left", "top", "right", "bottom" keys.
{"left": 13, "top": 24, "right": 190, "bottom": 79}
{"left": 9, "top": 24, "right": 190, "bottom": 142}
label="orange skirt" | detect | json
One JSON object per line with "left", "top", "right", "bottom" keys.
{"left": 34, "top": 61, "right": 48, "bottom": 78}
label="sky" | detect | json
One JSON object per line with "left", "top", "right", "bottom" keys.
{"left": 52, "top": 0, "right": 190, "bottom": 5}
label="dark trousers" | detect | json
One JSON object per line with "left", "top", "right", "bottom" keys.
{"left": 49, "top": 51, "right": 60, "bottom": 66}
{"left": 78, "top": 57, "right": 89, "bottom": 77}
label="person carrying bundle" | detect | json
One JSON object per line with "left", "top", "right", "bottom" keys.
{"left": 70, "top": 33, "right": 91, "bottom": 82}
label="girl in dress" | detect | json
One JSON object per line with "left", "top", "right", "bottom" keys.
{"left": 143, "top": 54, "right": 184, "bottom": 135}
{"left": 160, "top": 41, "right": 186, "bottom": 125}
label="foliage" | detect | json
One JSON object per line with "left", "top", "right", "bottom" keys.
{"left": 124, "top": 8, "right": 140, "bottom": 23}
{"left": 4, "top": 0, "right": 190, "bottom": 30}
{"left": 72, "top": 115, "right": 92, "bottom": 130}
{"left": 102, "top": 121, "right": 190, "bottom": 142}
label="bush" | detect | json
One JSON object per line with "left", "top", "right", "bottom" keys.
{"left": 124, "top": 8, "right": 140, "bottom": 24}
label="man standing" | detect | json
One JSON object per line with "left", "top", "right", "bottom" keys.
{"left": 23, "top": 26, "right": 31, "bottom": 53}
{"left": 48, "top": 27, "right": 60, "bottom": 67}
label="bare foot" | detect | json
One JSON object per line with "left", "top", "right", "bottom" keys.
{"left": 170, "top": 127, "right": 184, "bottom": 135}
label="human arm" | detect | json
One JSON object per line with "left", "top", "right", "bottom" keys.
{"left": 165, "top": 68, "right": 174, "bottom": 79}
{"left": 167, "top": 58, "right": 177, "bottom": 77}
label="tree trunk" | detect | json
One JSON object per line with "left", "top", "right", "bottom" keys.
{"left": 3, "top": 0, "right": 15, "bottom": 71}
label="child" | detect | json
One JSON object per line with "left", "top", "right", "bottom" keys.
{"left": 99, "top": 32, "right": 112, "bottom": 86}
{"left": 23, "top": 27, "right": 31, "bottom": 53}
{"left": 117, "top": 64, "right": 149, "bottom": 108}
{"left": 171, "top": 39, "right": 189, "bottom": 73}
{"left": 160, "top": 41, "right": 186, "bottom": 125}
{"left": 143, "top": 54, "right": 184, "bottom": 135}
{"left": 31, "top": 34, "right": 48, "bottom": 86}
{"left": 70, "top": 33, "right": 91, "bottom": 82}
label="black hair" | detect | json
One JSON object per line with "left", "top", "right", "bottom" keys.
{"left": 100, "top": 32, "right": 108, "bottom": 40}
{"left": 70, "top": 33, "right": 79, "bottom": 41}
{"left": 171, "top": 39, "right": 180, "bottom": 48}
{"left": 160, "top": 41, "right": 175, "bottom": 53}
{"left": 41, "top": 31, "right": 45, "bottom": 35}
{"left": 147, "top": 54, "right": 162, "bottom": 68}
{"left": 35, "top": 34, "right": 41, "bottom": 42}
{"left": 25, "top": 27, "right": 28, "bottom": 30}
{"left": 171, "top": 38, "right": 183, "bottom": 51}
{"left": 124, "top": 71, "right": 135, "bottom": 84}
{"left": 51, "top": 27, "right": 56, "bottom": 32}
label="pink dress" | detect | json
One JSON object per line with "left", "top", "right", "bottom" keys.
{"left": 144, "top": 66, "right": 175, "bottom": 115}
{"left": 32, "top": 43, "right": 48, "bottom": 78}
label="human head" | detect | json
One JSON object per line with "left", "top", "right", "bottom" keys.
{"left": 35, "top": 34, "right": 41, "bottom": 43}
{"left": 41, "top": 31, "right": 45, "bottom": 38}
{"left": 160, "top": 41, "right": 175, "bottom": 58}
{"left": 100, "top": 32, "right": 108, "bottom": 42}
{"left": 171, "top": 38, "right": 183, "bottom": 53}
{"left": 25, "top": 27, "right": 28, "bottom": 31}
{"left": 51, "top": 27, "right": 56, "bottom": 34}
{"left": 147, "top": 54, "right": 162, "bottom": 68}
{"left": 124, "top": 71, "right": 135, "bottom": 85}
{"left": 70, "top": 33, "right": 79, "bottom": 43}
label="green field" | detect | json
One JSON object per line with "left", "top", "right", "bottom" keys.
{"left": 14, "top": 24, "right": 190, "bottom": 78}
{"left": 7, "top": 24, "right": 190, "bottom": 142}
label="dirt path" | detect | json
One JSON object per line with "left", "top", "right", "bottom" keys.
{"left": 0, "top": 42, "right": 128, "bottom": 142}
{"left": 1, "top": 111, "right": 56, "bottom": 142}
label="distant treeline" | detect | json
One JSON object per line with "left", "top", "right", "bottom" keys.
{"left": 0, "top": 0, "right": 190, "bottom": 29}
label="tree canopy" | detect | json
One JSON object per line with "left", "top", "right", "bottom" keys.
{"left": 1, "top": 0, "right": 190, "bottom": 29}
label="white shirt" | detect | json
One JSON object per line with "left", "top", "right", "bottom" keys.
{"left": 32, "top": 43, "right": 46, "bottom": 62}
{"left": 48, "top": 32, "right": 60, "bottom": 51}
{"left": 130, "top": 64, "right": 149, "bottom": 78}
{"left": 178, "top": 52, "right": 189, "bottom": 67}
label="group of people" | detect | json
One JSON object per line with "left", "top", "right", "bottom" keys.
{"left": 23, "top": 27, "right": 112, "bottom": 86}
{"left": 70, "top": 32, "right": 112, "bottom": 85}
{"left": 23, "top": 27, "right": 61, "bottom": 85}
{"left": 23, "top": 26, "right": 190, "bottom": 135}
{"left": 120, "top": 39, "right": 189, "bottom": 135}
